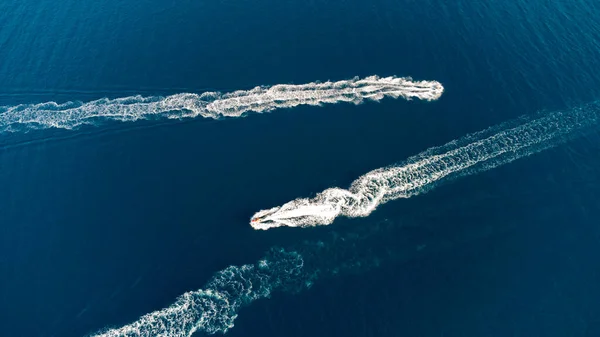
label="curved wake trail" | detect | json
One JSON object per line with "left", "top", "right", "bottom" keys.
{"left": 90, "top": 212, "right": 477, "bottom": 337}
{"left": 91, "top": 249, "right": 313, "bottom": 337}
{"left": 251, "top": 102, "right": 600, "bottom": 229}
{"left": 0, "top": 76, "right": 443, "bottom": 132}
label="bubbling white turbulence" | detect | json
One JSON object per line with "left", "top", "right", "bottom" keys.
{"left": 0, "top": 76, "right": 443, "bottom": 132}
{"left": 90, "top": 249, "right": 313, "bottom": 337}
{"left": 251, "top": 102, "right": 600, "bottom": 229}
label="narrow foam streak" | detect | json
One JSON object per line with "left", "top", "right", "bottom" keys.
{"left": 251, "top": 102, "right": 600, "bottom": 229}
{"left": 0, "top": 76, "right": 443, "bottom": 132}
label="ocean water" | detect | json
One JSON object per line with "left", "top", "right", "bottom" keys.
{"left": 1, "top": 0, "right": 600, "bottom": 336}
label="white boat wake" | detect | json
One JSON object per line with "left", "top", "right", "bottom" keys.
{"left": 0, "top": 76, "right": 443, "bottom": 132}
{"left": 251, "top": 102, "right": 600, "bottom": 229}
{"left": 88, "top": 214, "right": 451, "bottom": 337}
{"left": 91, "top": 249, "right": 312, "bottom": 337}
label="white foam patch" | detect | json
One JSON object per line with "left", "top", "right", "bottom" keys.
{"left": 251, "top": 102, "right": 600, "bottom": 229}
{"left": 0, "top": 76, "right": 443, "bottom": 132}
{"left": 90, "top": 249, "right": 310, "bottom": 337}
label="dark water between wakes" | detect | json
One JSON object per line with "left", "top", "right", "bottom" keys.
{"left": 1, "top": 0, "right": 600, "bottom": 336}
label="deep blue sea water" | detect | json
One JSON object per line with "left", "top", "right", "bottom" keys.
{"left": 2, "top": 0, "right": 600, "bottom": 336}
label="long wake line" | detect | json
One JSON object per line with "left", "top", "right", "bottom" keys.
{"left": 0, "top": 76, "right": 443, "bottom": 132}
{"left": 250, "top": 101, "right": 600, "bottom": 229}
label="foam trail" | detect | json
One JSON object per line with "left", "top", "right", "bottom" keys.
{"left": 90, "top": 249, "right": 314, "bottom": 337}
{"left": 88, "top": 214, "right": 471, "bottom": 337}
{"left": 0, "top": 76, "right": 443, "bottom": 132}
{"left": 90, "top": 205, "right": 514, "bottom": 337}
{"left": 251, "top": 102, "right": 600, "bottom": 229}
